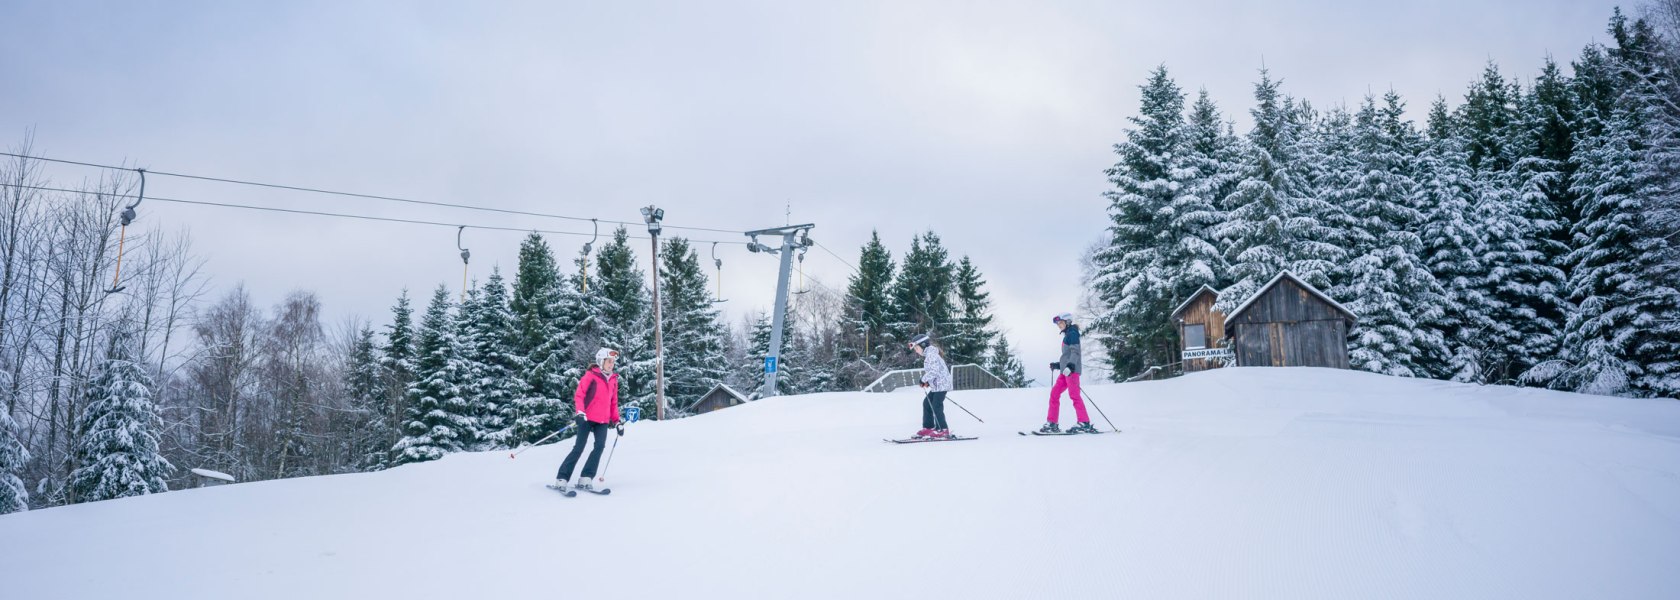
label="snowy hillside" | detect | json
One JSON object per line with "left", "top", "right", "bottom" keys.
{"left": 3, "top": 368, "right": 1678, "bottom": 600}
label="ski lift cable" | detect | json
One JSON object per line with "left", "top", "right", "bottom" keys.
{"left": 0, "top": 151, "right": 746, "bottom": 235}
{"left": 0, "top": 181, "right": 749, "bottom": 246}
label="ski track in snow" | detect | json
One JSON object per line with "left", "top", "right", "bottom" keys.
{"left": 2, "top": 367, "right": 1679, "bottom": 599}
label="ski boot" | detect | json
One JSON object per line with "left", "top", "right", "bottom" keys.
{"left": 575, "top": 479, "right": 594, "bottom": 493}
{"left": 928, "top": 429, "right": 952, "bottom": 439}
{"left": 1069, "top": 422, "right": 1098, "bottom": 434}
{"left": 552, "top": 479, "right": 570, "bottom": 493}
{"left": 1037, "top": 422, "right": 1061, "bottom": 434}
{"left": 914, "top": 427, "right": 935, "bottom": 439}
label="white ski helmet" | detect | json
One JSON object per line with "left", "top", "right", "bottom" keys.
{"left": 595, "top": 348, "right": 619, "bottom": 362}
{"left": 1053, "top": 312, "right": 1074, "bottom": 324}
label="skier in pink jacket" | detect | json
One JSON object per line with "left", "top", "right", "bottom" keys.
{"left": 555, "top": 348, "right": 623, "bottom": 493}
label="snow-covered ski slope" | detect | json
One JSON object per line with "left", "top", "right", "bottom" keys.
{"left": 4, "top": 367, "right": 1679, "bottom": 599}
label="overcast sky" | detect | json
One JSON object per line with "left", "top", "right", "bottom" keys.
{"left": 0, "top": 0, "right": 1626, "bottom": 383}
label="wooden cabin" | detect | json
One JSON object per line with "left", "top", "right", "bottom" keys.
{"left": 690, "top": 383, "right": 750, "bottom": 415}
{"left": 1223, "top": 271, "right": 1357, "bottom": 369}
{"left": 1170, "top": 285, "right": 1227, "bottom": 373}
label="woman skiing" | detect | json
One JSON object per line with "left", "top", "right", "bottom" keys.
{"left": 555, "top": 348, "right": 624, "bottom": 493}
{"left": 1040, "top": 313, "right": 1096, "bottom": 434}
{"left": 909, "top": 333, "right": 955, "bottom": 439}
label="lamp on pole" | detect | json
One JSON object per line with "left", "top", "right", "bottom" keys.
{"left": 641, "top": 205, "right": 667, "bottom": 420}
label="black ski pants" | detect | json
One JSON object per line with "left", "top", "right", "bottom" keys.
{"left": 557, "top": 421, "right": 610, "bottom": 481}
{"left": 921, "top": 391, "right": 949, "bottom": 430}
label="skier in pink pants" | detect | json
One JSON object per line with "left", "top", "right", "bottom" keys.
{"left": 1039, "top": 313, "right": 1096, "bottom": 434}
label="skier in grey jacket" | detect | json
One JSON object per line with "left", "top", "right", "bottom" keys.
{"left": 910, "top": 333, "right": 954, "bottom": 439}
{"left": 1040, "top": 312, "right": 1096, "bottom": 434}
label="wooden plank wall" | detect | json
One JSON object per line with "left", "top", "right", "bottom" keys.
{"left": 1228, "top": 279, "right": 1350, "bottom": 369}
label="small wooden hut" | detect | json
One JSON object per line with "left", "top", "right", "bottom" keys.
{"left": 1170, "top": 285, "right": 1227, "bottom": 373}
{"left": 1223, "top": 271, "right": 1357, "bottom": 369}
{"left": 691, "top": 383, "right": 750, "bottom": 415}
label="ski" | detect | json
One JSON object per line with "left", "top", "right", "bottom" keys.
{"left": 883, "top": 436, "right": 978, "bottom": 444}
{"left": 545, "top": 484, "right": 578, "bottom": 498}
{"left": 579, "top": 487, "right": 612, "bottom": 495}
{"left": 1018, "top": 430, "right": 1107, "bottom": 436}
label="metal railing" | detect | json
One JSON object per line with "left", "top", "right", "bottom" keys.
{"left": 1124, "top": 361, "right": 1183, "bottom": 383}
{"left": 862, "top": 363, "right": 1010, "bottom": 393}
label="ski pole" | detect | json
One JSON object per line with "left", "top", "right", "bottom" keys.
{"left": 596, "top": 430, "right": 622, "bottom": 483}
{"left": 945, "top": 395, "right": 984, "bottom": 423}
{"left": 509, "top": 423, "right": 573, "bottom": 459}
{"left": 1079, "top": 389, "right": 1122, "bottom": 433}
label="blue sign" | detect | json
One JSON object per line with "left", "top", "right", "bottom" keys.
{"left": 623, "top": 406, "right": 642, "bottom": 423}
{"left": 764, "top": 356, "right": 778, "bottom": 373}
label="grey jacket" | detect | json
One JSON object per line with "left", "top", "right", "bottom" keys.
{"left": 1058, "top": 324, "right": 1082, "bottom": 374}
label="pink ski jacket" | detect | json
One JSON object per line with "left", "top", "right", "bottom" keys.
{"left": 573, "top": 366, "right": 621, "bottom": 424}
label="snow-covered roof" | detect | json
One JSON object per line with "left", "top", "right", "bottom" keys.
{"left": 704, "top": 383, "right": 749, "bottom": 404}
{"left": 190, "top": 468, "right": 236, "bottom": 482}
{"left": 1170, "top": 285, "right": 1221, "bottom": 321}
{"left": 1225, "top": 271, "right": 1357, "bottom": 324}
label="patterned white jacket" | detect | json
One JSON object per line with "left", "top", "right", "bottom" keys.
{"left": 920, "top": 347, "right": 953, "bottom": 393}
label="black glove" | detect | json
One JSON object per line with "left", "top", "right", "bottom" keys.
{"left": 1050, "top": 362, "right": 1061, "bottom": 371}
{"left": 615, "top": 421, "right": 625, "bottom": 436}
{"left": 1062, "top": 365, "right": 1075, "bottom": 376}
{"left": 573, "top": 413, "right": 587, "bottom": 428}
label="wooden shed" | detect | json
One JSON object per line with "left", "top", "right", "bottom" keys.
{"left": 1170, "top": 285, "right": 1228, "bottom": 373}
{"left": 1223, "top": 271, "right": 1357, "bottom": 369}
{"left": 690, "top": 383, "right": 750, "bottom": 415}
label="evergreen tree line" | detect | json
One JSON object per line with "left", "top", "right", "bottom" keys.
{"left": 1091, "top": 8, "right": 1680, "bottom": 398}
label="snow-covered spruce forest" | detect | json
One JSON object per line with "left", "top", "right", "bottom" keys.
{"left": 1090, "top": 9, "right": 1680, "bottom": 398}
{"left": 0, "top": 167, "right": 1029, "bottom": 513}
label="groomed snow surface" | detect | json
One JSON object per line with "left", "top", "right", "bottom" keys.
{"left": 3, "top": 367, "right": 1679, "bottom": 599}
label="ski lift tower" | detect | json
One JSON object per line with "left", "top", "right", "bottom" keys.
{"left": 744, "top": 223, "right": 815, "bottom": 398}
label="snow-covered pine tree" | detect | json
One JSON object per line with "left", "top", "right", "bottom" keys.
{"left": 376, "top": 290, "right": 416, "bottom": 467}
{"left": 391, "top": 286, "right": 475, "bottom": 464}
{"left": 1459, "top": 62, "right": 1522, "bottom": 172}
{"left": 343, "top": 325, "right": 392, "bottom": 470}
{"left": 1528, "top": 27, "right": 1680, "bottom": 397}
{"left": 462, "top": 268, "right": 531, "bottom": 449}
{"left": 1213, "top": 69, "right": 1343, "bottom": 313}
{"left": 1333, "top": 93, "right": 1449, "bottom": 377}
{"left": 1185, "top": 88, "right": 1243, "bottom": 231}
{"left": 658, "top": 237, "right": 731, "bottom": 412}
{"left": 1513, "top": 58, "right": 1580, "bottom": 280}
{"left": 946, "top": 256, "right": 997, "bottom": 366}
{"left": 509, "top": 233, "right": 569, "bottom": 408}
{"left": 69, "top": 324, "right": 172, "bottom": 503}
{"left": 838, "top": 231, "right": 895, "bottom": 386}
{"left": 1415, "top": 97, "right": 1499, "bottom": 381}
{"left": 1092, "top": 66, "right": 1194, "bottom": 374}
{"left": 0, "top": 403, "right": 30, "bottom": 513}
{"left": 887, "top": 232, "right": 955, "bottom": 360}
{"left": 1470, "top": 57, "right": 1576, "bottom": 383}
{"left": 596, "top": 227, "right": 657, "bottom": 418}
{"left": 452, "top": 283, "right": 487, "bottom": 448}
{"left": 985, "top": 336, "right": 1031, "bottom": 387}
